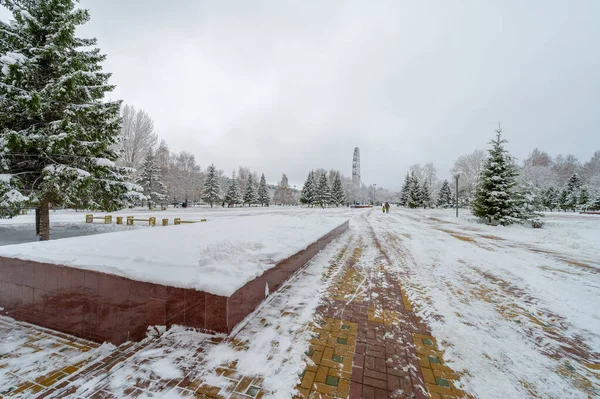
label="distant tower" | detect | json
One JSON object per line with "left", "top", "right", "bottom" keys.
{"left": 352, "top": 147, "right": 361, "bottom": 186}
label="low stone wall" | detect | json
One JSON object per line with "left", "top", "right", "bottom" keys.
{"left": 0, "top": 220, "right": 348, "bottom": 344}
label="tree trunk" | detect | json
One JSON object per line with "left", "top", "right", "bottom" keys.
{"left": 38, "top": 199, "right": 50, "bottom": 241}
{"left": 35, "top": 208, "right": 41, "bottom": 236}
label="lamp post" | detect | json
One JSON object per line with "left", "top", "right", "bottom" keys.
{"left": 454, "top": 174, "right": 460, "bottom": 217}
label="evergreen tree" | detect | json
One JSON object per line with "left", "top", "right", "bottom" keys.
{"left": 406, "top": 171, "right": 421, "bottom": 209}
{"left": 590, "top": 194, "right": 600, "bottom": 211}
{"left": 257, "top": 173, "right": 270, "bottom": 206}
{"left": 579, "top": 186, "right": 590, "bottom": 210}
{"left": 224, "top": 170, "right": 242, "bottom": 206}
{"left": 315, "top": 173, "right": 331, "bottom": 207}
{"left": 437, "top": 180, "right": 453, "bottom": 208}
{"left": 201, "top": 164, "right": 221, "bottom": 207}
{"left": 542, "top": 187, "right": 559, "bottom": 212}
{"left": 558, "top": 188, "right": 570, "bottom": 212}
{"left": 399, "top": 173, "right": 411, "bottom": 206}
{"left": 516, "top": 183, "right": 544, "bottom": 223}
{"left": 300, "top": 171, "right": 316, "bottom": 206}
{"left": 136, "top": 150, "right": 166, "bottom": 209}
{"left": 243, "top": 174, "right": 258, "bottom": 206}
{"left": 565, "top": 173, "right": 581, "bottom": 211}
{"left": 0, "top": 0, "right": 140, "bottom": 240}
{"left": 471, "top": 127, "right": 522, "bottom": 225}
{"left": 420, "top": 181, "right": 433, "bottom": 209}
{"left": 330, "top": 172, "right": 346, "bottom": 206}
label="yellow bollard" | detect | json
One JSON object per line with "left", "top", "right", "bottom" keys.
{"left": 21, "top": 209, "right": 28, "bottom": 215}
{"left": 162, "top": 218, "right": 168, "bottom": 226}
{"left": 116, "top": 216, "right": 123, "bottom": 225}
{"left": 174, "top": 218, "right": 181, "bottom": 225}
{"left": 104, "top": 215, "right": 112, "bottom": 224}
{"left": 149, "top": 217, "right": 156, "bottom": 226}
{"left": 127, "top": 216, "right": 134, "bottom": 225}
{"left": 86, "top": 214, "right": 93, "bottom": 223}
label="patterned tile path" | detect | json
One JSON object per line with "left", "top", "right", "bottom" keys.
{"left": 295, "top": 221, "right": 468, "bottom": 399}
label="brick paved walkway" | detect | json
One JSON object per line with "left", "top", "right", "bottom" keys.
{"left": 295, "top": 227, "right": 468, "bottom": 399}
{"left": 0, "top": 218, "right": 468, "bottom": 399}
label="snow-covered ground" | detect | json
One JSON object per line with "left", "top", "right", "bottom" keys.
{"left": 373, "top": 208, "right": 600, "bottom": 398}
{"left": 0, "top": 206, "right": 598, "bottom": 397}
{"left": 0, "top": 207, "right": 350, "bottom": 295}
{"left": 0, "top": 206, "right": 352, "bottom": 246}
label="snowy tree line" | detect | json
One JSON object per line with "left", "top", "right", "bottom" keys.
{"left": 399, "top": 144, "right": 600, "bottom": 213}
{"left": 300, "top": 169, "right": 346, "bottom": 207}
{"left": 113, "top": 107, "right": 303, "bottom": 208}
{"left": 397, "top": 126, "right": 600, "bottom": 226}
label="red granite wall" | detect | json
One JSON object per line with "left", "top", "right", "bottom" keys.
{"left": 0, "top": 220, "right": 348, "bottom": 344}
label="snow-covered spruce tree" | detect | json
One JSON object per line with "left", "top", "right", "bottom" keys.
{"left": 136, "top": 150, "right": 165, "bottom": 209}
{"left": 471, "top": 128, "right": 523, "bottom": 225}
{"left": 590, "top": 194, "right": 600, "bottom": 211}
{"left": 300, "top": 171, "right": 316, "bottom": 206}
{"left": 243, "top": 174, "right": 258, "bottom": 206}
{"left": 331, "top": 172, "right": 346, "bottom": 206}
{"left": 201, "top": 164, "right": 220, "bottom": 207}
{"left": 579, "top": 186, "right": 590, "bottom": 210}
{"left": 437, "top": 180, "right": 453, "bottom": 208}
{"left": 399, "top": 173, "right": 410, "bottom": 206}
{"left": 558, "top": 188, "right": 569, "bottom": 212}
{"left": 515, "top": 182, "right": 544, "bottom": 226}
{"left": 420, "top": 181, "right": 433, "bottom": 209}
{"left": 257, "top": 173, "right": 270, "bottom": 206}
{"left": 0, "top": 0, "right": 141, "bottom": 240}
{"left": 224, "top": 170, "right": 242, "bottom": 206}
{"left": 565, "top": 173, "right": 581, "bottom": 211}
{"left": 542, "top": 187, "right": 559, "bottom": 212}
{"left": 315, "top": 173, "right": 331, "bottom": 207}
{"left": 406, "top": 171, "right": 421, "bottom": 209}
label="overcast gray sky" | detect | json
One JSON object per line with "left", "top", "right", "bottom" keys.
{"left": 2, "top": 1, "right": 599, "bottom": 189}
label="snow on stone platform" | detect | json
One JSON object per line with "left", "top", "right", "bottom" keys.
{"left": 0, "top": 213, "right": 348, "bottom": 296}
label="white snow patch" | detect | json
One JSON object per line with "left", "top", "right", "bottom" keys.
{"left": 0, "top": 214, "right": 348, "bottom": 296}
{"left": 149, "top": 358, "right": 183, "bottom": 380}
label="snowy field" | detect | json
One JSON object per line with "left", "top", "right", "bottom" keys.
{"left": 372, "top": 208, "right": 600, "bottom": 398}
{"left": 0, "top": 206, "right": 598, "bottom": 397}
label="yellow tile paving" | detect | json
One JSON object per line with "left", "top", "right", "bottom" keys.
{"left": 295, "top": 318, "right": 358, "bottom": 398}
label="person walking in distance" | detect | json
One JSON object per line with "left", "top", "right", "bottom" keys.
{"left": 384, "top": 202, "right": 390, "bottom": 213}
